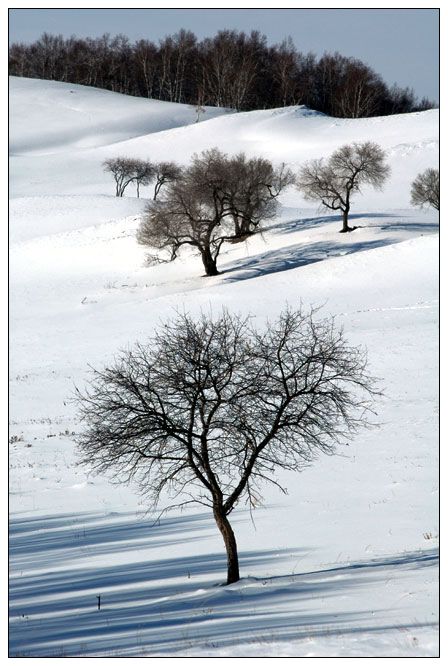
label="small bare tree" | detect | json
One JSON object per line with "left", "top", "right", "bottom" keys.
{"left": 226, "top": 154, "right": 295, "bottom": 238}
{"left": 134, "top": 160, "right": 155, "bottom": 198}
{"left": 194, "top": 104, "right": 206, "bottom": 123}
{"left": 75, "top": 307, "right": 378, "bottom": 585}
{"left": 297, "top": 142, "right": 390, "bottom": 232}
{"left": 152, "top": 162, "right": 182, "bottom": 200}
{"left": 103, "top": 157, "right": 153, "bottom": 197}
{"left": 410, "top": 168, "right": 439, "bottom": 211}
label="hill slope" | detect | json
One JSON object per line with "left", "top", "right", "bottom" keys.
{"left": 9, "top": 78, "right": 439, "bottom": 657}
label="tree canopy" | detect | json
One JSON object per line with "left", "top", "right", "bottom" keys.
{"left": 410, "top": 168, "right": 439, "bottom": 211}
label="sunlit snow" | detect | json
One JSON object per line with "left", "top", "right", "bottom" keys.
{"left": 9, "top": 76, "right": 438, "bottom": 657}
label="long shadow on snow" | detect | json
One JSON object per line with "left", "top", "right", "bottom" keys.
{"left": 267, "top": 212, "right": 438, "bottom": 237}
{"left": 9, "top": 511, "right": 221, "bottom": 568}
{"left": 9, "top": 509, "right": 438, "bottom": 656}
{"left": 223, "top": 209, "right": 438, "bottom": 285}
{"left": 267, "top": 212, "right": 398, "bottom": 235}
{"left": 222, "top": 238, "right": 397, "bottom": 283}
{"left": 376, "top": 221, "right": 439, "bottom": 233}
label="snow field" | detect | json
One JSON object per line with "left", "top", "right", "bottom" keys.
{"left": 9, "top": 77, "right": 439, "bottom": 657}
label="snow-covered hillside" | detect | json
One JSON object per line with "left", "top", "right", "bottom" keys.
{"left": 9, "top": 77, "right": 439, "bottom": 657}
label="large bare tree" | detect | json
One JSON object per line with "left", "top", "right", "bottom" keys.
{"left": 137, "top": 149, "right": 293, "bottom": 274}
{"left": 137, "top": 153, "right": 233, "bottom": 276}
{"left": 75, "top": 307, "right": 378, "bottom": 585}
{"left": 410, "top": 168, "right": 439, "bottom": 211}
{"left": 296, "top": 141, "right": 390, "bottom": 232}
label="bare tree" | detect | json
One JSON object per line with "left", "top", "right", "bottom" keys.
{"left": 297, "top": 142, "right": 390, "bottom": 232}
{"left": 270, "top": 37, "right": 301, "bottom": 107}
{"left": 103, "top": 157, "right": 155, "bottom": 198}
{"left": 133, "top": 160, "right": 155, "bottom": 198}
{"left": 194, "top": 103, "right": 206, "bottom": 123}
{"left": 133, "top": 39, "right": 159, "bottom": 98}
{"left": 226, "top": 154, "right": 295, "bottom": 237}
{"left": 152, "top": 162, "right": 182, "bottom": 200}
{"left": 75, "top": 306, "right": 378, "bottom": 585}
{"left": 137, "top": 149, "right": 293, "bottom": 273}
{"left": 137, "top": 153, "right": 234, "bottom": 276}
{"left": 178, "top": 148, "right": 293, "bottom": 237}
{"left": 103, "top": 157, "right": 132, "bottom": 197}
{"left": 103, "top": 157, "right": 138, "bottom": 197}
{"left": 410, "top": 168, "right": 439, "bottom": 211}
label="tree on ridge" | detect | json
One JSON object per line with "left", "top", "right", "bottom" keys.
{"left": 296, "top": 142, "right": 390, "bottom": 232}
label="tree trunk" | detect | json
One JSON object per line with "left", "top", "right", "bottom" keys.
{"left": 233, "top": 214, "right": 242, "bottom": 237}
{"left": 153, "top": 179, "right": 163, "bottom": 201}
{"left": 213, "top": 506, "right": 240, "bottom": 584}
{"left": 340, "top": 207, "right": 353, "bottom": 233}
{"left": 239, "top": 217, "right": 253, "bottom": 236}
{"left": 232, "top": 215, "right": 255, "bottom": 241}
{"left": 200, "top": 247, "right": 219, "bottom": 276}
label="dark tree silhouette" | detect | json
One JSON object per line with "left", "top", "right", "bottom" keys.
{"left": 224, "top": 154, "right": 295, "bottom": 238}
{"left": 9, "top": 30, "right": 435, "bottom": 117}
{"left": 152, "top": 162, "right": 183, "bottom": 200}
{"left": 137, "top": 159, "right": 231, "bottom": 275}
{"left": 137, "top": 149, "right": 293, "bottom": 275}
{"left": 410, "top": 168, "right": 439, "bottom": 211}
{"left": 103, "top": 157, "right": 157, "bottom": 197}
{"left": 296, "top": 142, "right": 390, "bottom": 232}
{"left": 134, "top": 160, "right": 155, "bottom": 198}
{"left": 75, "top": 307, "right": 378, "bottom": 585}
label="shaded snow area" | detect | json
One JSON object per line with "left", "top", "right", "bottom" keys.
{"left": 9, "top": 76, "right": 439, "bottom": 657}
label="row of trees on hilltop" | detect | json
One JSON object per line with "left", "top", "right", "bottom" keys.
{"left": 103, "top": 146, "right": 438, "bottom": 276}
{"left": 9, "top": 30, "right": 435, "bottom": 116}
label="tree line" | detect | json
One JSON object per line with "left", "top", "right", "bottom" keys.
{"left": 9, "top": 30, "right": 435, "bottom": 117}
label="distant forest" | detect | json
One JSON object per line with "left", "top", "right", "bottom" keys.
{"left": 9, "top": 30, "right": 435, "bottom": 117}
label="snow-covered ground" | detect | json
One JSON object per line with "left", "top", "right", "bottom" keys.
{"left": 9, "top": 76, "right": 439, "bottom": 657}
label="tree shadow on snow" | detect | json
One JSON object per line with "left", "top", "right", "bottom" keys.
{"left": 9, "top": 511, "right": 438, "bottom": 657}
{"left": 266, "top": 212, "right": 438, "bottom": 237}
{"left": 375, "top": 221, "right": 439, "bottom": 233}
{"left": 266, "top": 212, "right": 397, "bottom": 236}
{"left": 9, "top": 510, "right": 216, "bottom": 568}
{"left": 221, "top": 212, "right": 439, "bottom": 284}
{"left": 222, "top": 238, "right": 397, "bottom": 283}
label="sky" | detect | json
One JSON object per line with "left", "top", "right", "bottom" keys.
{"left": 8, "top": 8, "right": 439, "bottom": 103}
